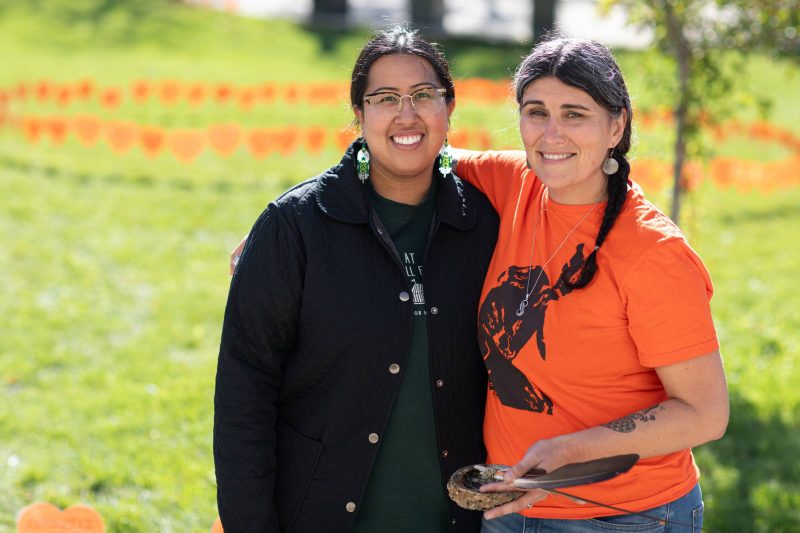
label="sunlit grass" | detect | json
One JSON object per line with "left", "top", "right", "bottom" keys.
{"left": 1, "top": 2, "right": 799, "bottom": 531}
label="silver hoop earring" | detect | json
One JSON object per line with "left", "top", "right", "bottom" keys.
{"left": 602, "top": 150, "right": 619, "bottom": 175}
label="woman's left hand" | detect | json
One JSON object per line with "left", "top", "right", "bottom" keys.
{"left": 479, "top": 437, "right": 572, "bottom": 519}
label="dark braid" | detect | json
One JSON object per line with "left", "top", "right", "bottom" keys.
{"left": 514, "top": 36, "right": 634, "bottom": 290}
{"left": 566, "top": 157, "right": 629, "bottom": 289}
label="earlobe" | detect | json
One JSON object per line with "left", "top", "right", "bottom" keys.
{"left": 354, "top": 106, "right": 364, "bottom": 126}
{"left": 610, "top": 108, "right": 627, "bottom": 146}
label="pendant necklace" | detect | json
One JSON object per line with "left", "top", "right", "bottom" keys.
{"left": 516, "top": 193, "right": 602, "bottom": 317}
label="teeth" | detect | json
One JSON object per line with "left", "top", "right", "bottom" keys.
{"left": 393, "top": 134, "right": 422, "bottom": 145}
{"left": 542, "top": 153, "right": 572, "bottom": 160}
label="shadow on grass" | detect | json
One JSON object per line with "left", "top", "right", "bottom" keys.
{"left": 718, "top": 201, "right": 800, "bottom": 225}
{"left": 0, "top": 155, "right": 277, "bottom": 193}
{"left": 698, "top": 389, "right": 800, "bottom": 532}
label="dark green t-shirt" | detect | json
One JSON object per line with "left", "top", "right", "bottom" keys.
{"left": 352, "top": 181, "right": 449, "bottom": 532}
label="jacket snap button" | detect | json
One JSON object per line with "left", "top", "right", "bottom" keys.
{"left": 436, "top": 379, "right": 444, "bottom": 388}
{"left": 431, "top": 306, "right": 439, "bottom": 314}
{"left": 451, "top": 518, "right": 457, "bottom": 525}
{"left": 441, "top": 449, "right": 448, "bottom": 458}
{"left": 389, "top": 363, "right": 400, "bottom": 374}
{"left": 346, "top": 501, "right": 356, "bottom": 512}
{"left": 368, "top": 433, "right": 379, "bottom": 444}
{"left": 399, "top": 291, "right": 410, "bottom": 302}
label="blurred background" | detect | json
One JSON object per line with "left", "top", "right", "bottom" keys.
{"left": 0, "top": 0, "right": 798, "bottom": 531}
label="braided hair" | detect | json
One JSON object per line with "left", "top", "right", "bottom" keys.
{"left": 514, "top": 37, "right": 633, "bottom": 290}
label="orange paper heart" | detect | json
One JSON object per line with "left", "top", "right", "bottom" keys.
{"left": 335, "top": 129, "right": 354, "bottom": 151}
{"left": 17, "top": 502, "right": 105, "bottom": 533}
{"left": 45, "top": 117, "right": 69, "bottom": 145}
{"left": 168, "top": 129, "right": 205, "bottom": 163}
{"left": 305, "top": 127, "right": 326, "bottom": 154}
{"left": 131, "top": 80, "right": 150, "bottom": 103}
{"left": 72, "top": 115, "right": 102, "bottom": 146}
{"left": 274, "top": 127, "right": 299, "bottom": 156}
{"left": 139, "top": 126, "right": 166, "bottom": 157}
{"left": 208, "top": 123, "right": 241, "bottom": 157}
{"left": 237, "top": 88, "right": 256, "bottom": 110}
{"left": 55, "top": 86, "right": 72, "bottom": 107}
{"left": 186, "top": 83, "right": 207, "bottom": 106}
{"left": 22, "top": 116, "right": 44, "bottom": 143}
{"left": 215, "top": 84, "right": 234, "bottom": 103}
{"left": 105, "top": 121, "right": 138, "bottom": 153}
{"left": 36, "top": 80, "right": 52, "bottom": 103}
{"left": 75, "top": 79, "right": 95, "bottom": 100}
{"left": 159, "top": 80, "right": 181, "bottom": 105}
{"left": 210, "top": 516, "right": 224, "bottom": 533}
{"left": 247, "top": 128, "right": 273, "bottom": 159}
{"left": 100, "top": 88, "right": 122, "bottom": 109}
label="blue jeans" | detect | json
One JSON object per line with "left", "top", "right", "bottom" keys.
{"left": 481, "top": 484, "right": 703, "bottom": 532}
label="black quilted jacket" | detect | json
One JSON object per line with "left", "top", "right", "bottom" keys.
{"left": 214, "top": 141, "right": 499, "bottom": 533}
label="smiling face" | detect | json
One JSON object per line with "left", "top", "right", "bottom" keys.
{"left": 519, "top": 76, "right": 626, "bottom": 205}
{"left": 353, "top": 54, "right": 454, "bottom": 190}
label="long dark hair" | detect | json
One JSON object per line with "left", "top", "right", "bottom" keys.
{"left": 515, "top": 37, "right": 633, "bottom": 289}
{"left": 350, "top": 25, "right": 455, "bottom": 124}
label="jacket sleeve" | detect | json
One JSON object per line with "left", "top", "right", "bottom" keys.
{"left": 214, "top": 203, "right": 304, "bottom": 532}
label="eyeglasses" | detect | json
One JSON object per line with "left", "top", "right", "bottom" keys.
{"left": 363, "top": 87, "right": 448, "bottom": 115}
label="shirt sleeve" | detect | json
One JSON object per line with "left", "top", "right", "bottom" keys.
{"left": 622, "top": 238, "right": 720, "bottom": 368}
{"left": 454, "top": 150, "right": 529, "bottom": 213}
{"left": 214, "top": 203, "right": 304, "bottom": 531}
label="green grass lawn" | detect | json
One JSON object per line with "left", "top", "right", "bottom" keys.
{"left": 1, "top": 2, "right": 799, "bottom": 531}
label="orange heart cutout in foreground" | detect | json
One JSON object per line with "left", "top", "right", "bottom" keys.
{"left": 168, "top": 129, "right": 206, "bottom": 163}
{"left": 210, "top": 516, "right": 224, "bottom": 533}
{"left": 17, "top": 502, "right": 105, "bottom": 533}
{"left": 105, "top": 121, "right": 138, "bottom": 153}
{"left": 208, "top": 124, "right": 241, "bottom": 157}
{"left": 73, "top": 115, "right": 102, "bottom": 146}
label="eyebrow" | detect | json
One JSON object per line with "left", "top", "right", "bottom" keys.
{"left": 520, "top": 99, "right": 592, "bottom": 111}
{"left": 366, "top": 82, "right": 438, "bottom": 94}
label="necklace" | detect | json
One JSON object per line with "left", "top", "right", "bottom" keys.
{"left": 516, "top": 195, "right": 601, "bottom": 317}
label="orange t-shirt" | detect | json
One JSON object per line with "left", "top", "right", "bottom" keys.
{"left": 457, "top": 151, "right": 719, "bottom": 518}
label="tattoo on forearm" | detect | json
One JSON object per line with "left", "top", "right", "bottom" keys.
{"left": 602, "top": 405, "right": 665, "bottom": 433}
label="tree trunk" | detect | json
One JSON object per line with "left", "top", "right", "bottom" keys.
{"left": 411, "top": 0, "right": 445, "bottom": 35}
{"left": 532, "top": 0, "right": 558, "bottom": 42}
{"left": 664, "top": 1, "right": 692, "bottom": 225}
{"left": 311, "top": 0, "right": 348, "bottom": 29}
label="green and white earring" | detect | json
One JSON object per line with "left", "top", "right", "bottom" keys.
{"left": 357, "top": 142, "right": 370, "bottom": 184}
{"left": 438, "top": 137, "right": 453, "bottom": 176}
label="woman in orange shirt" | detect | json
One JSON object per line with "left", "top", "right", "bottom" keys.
{"left": 455, "top": 37, "right": 729, "bottom": 532}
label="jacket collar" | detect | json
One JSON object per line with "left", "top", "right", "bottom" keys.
{"left": 315, "top": 139, "right": 477, "bottom": 231}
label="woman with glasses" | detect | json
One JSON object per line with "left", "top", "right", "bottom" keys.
{"left": 214, "top": 26, "right": 498, "bottom": 533}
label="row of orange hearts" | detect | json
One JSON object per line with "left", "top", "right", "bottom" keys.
{"left": 631, "top": 156, "right": 800, "bottom": 193}
{"left": 16, "top": 502, "right": 223, "bottom": 533}
{"left": 0, "top": 78, "right": 513, "bottom": 109}
{"left": 0, "top": 113, "right": 496, "bottom": 161}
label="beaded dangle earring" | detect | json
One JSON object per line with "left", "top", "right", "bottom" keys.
{"left": 602, "top": 149, "right": 619, "bottom": 175}
{"left": 357, "top": 141, "right": 370, "bottom": 183}
{"left": 438, "top": 137, "right": 453, "bottom": 176}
